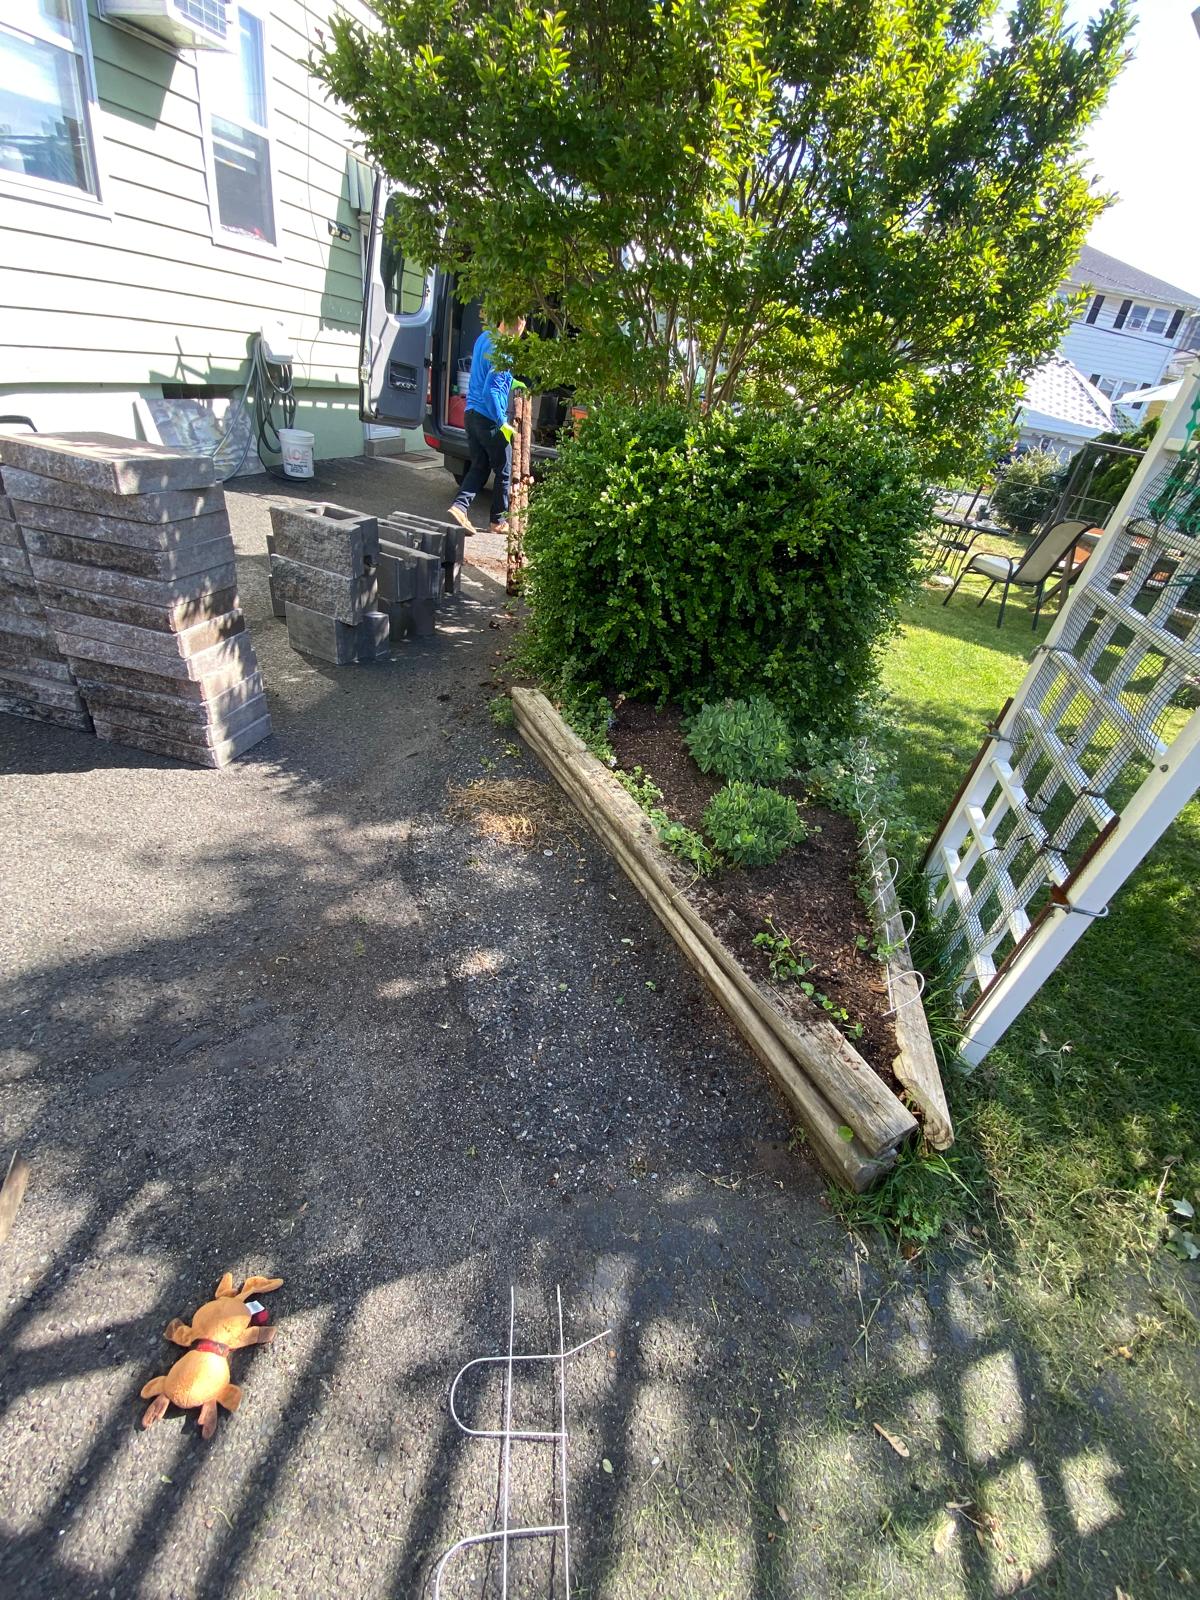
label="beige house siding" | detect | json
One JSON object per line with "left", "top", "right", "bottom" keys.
{"left": 0, "top": 0, "right": 389, "bottom": 462}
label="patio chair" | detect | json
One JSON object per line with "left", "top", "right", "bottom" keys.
{"left": 940, "top": 518, "right": 1097, "bottom": 629}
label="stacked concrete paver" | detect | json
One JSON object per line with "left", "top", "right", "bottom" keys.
{"left": 0, "top": 431, "right": 270, "bottom": 767}
{"left": 0, "top": 469, "right": 93, "bottom": 732}
{"left": 268, "top": 501, "right": 389, "bottom": 665}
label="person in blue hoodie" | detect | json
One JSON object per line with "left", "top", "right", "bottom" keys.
{"left": 447, "top": 313, "right": 527, "bottom": 536}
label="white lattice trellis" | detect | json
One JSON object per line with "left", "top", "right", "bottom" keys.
{"left": 926, "top": 363, "right": 1200, "bottom": 1065}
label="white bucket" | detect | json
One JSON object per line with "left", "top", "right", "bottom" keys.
{"left": 279, "top": 427, "right": 315, "bottom": 479}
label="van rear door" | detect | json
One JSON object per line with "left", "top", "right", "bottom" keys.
{"left": 359, "top": 178, "right": 435, "bottom": 427}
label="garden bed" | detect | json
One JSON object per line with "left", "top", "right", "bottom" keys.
{"left": 612, "top": 703, "right": 901, "bottom": 1084}
{"left": 513, "top": 689, "right": 951, "bottom": 1191}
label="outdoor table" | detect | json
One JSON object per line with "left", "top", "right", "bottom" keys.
{"left": 926, "top": 512, "right": 1010, "bottom": 578}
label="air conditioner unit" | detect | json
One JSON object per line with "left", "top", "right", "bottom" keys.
{"left": 99, "top": 0, "right": 232, "bottom": 51}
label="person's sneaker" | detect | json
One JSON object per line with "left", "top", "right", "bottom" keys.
{"left": 447, "top": 504, "right": 475, "bottom": 536}
{"left": 489, "top": 520, "right": 509, "bottom": 536}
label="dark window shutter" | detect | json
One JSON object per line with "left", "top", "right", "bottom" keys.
{"left": 1166, "top": 309, "right": 1184, "bottom": 340}
{"left": 1085, "top": 295, "right": 1104, "bottom": 324}
{"left": 1113, "top": 299, "right": 1132, "bottom": 329}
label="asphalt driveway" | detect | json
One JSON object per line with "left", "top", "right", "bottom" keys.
{"left": 0, "top": 454, "right": 1174, "bottom": 1599}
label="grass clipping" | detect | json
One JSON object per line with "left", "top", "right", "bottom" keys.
{"left": 446, "top": 777, "right": 571, "bottom": 849}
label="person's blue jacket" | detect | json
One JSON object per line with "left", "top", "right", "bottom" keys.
{"left": 465, "top": 329, "right": 513, "bottom": 429}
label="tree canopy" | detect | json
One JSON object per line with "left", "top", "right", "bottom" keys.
{"left": 315, "top": 0, "right": 1131, "bottom": 471}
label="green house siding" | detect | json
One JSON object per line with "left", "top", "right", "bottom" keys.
{"left": 0, "top": 1, "right": 379, "bottom": 462}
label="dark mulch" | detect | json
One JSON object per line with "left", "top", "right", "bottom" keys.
{"left": 610, "top": 701, "right": 900, "bottom": 1086}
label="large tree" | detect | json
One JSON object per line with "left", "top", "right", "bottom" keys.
{"left": 315, "top": 0, "right": 1131, "bottom": 469}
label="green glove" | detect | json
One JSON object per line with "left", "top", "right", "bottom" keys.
{"left": 500, "top": 423, "right": 514, "bottom": 443}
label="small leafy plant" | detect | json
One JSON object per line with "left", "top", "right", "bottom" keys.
{"left": 616, "top": 765, "right": 664, "bottom": 810}
{"left": 617, "top": 765, "right": 716, "bottom": 876}
{"left": 686, "top": 697, "right": 795, "bottom": 784}
{"left": 488, "top": 693, "right": 515, "bottom": 728}
{"left": 561, "top": 690, "right": 614, "bottom": 764}
{"left": 753, "top": 920, "right": 863, "bottom": 1039}
{"left": 652, "top": 816, "right": 717, "bottom": 878}
{"left": 703, "top": 782, "right": 807, "bottom": 868}
{"left": 752, "top": 920, "right": 814, "bottom": 983}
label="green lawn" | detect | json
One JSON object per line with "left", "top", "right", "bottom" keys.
{"left": 880, "top": 580, "right": 1200, "bottom": 1254}
{"left": 865, "top": 578, "right": 1200, "bottom": 1554}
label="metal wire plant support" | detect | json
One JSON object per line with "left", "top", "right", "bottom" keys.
{"left": 432, "top": 1287, "right": 610, "bottom": 1599}
{"left": 848, "top": 743, "right": 927, "bottom": 1020}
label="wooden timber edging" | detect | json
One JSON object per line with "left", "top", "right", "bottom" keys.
{"left": 512, "top": 688, "right": 919, "bottom": 1192}
{"left": 862, "top": 826, "right": 954, "bottom": 1150}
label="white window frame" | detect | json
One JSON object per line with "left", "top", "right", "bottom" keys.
{"left": 1146, "top": 306, "right": 1170, "bottom": 336}
{"left": 197, "top": 1, "right": 282, "bottom": 261}
{"left": 0, "top": 0, "right": 109, "bottom": 215}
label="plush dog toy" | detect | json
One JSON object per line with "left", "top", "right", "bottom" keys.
{"left": 140, "top": 1272, "right": 283, "bottom": 1439}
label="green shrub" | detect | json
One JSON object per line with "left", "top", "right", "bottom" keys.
{"left": 989, "top": 449, "right": 1065, "bottom": 534}
{"left": 686, "top": 697, "right": 794, "bottom": 783}
{"left": 703, "top": 781, "right": 807, "bottom": 868}
{"left": 523, "top": 401, "right": 929, "bottom": 733}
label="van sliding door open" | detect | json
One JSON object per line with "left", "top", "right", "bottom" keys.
{"left": 359, "top": 178, "right": 434, "bottom": 427}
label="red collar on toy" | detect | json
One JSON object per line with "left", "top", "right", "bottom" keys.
{"left": 194, "top": 1338, "right": 231, "bottom": 1358}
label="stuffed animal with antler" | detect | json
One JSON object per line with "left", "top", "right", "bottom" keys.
{"left": 140, "top": 1272, "right": 283, "bottom": 1439}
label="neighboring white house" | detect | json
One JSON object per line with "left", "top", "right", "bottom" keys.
{"left": 1058, "top": 244, "right": 1200, "bottom": 412}
{"left": 1016, "top": 355, "right": 1115, "bottom": 457}
{"left": 0, "top": 0, "right": 405, "bottom": 465}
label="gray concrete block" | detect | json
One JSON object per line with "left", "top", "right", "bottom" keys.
{"left": 376, "top": 598, "right": 410, "bottom": 640}
{"left": 35, "top": 578, "right": 239, "bottom": 635}
{"left": 377, "top": 541, "right": 441, "bottom": 604}
{"left": 86, "top": 691, "right": 269, "bottom": 749}
{"left": 0, "top": 669, "right": 88, "bottom": 712}
{"left": 376, "top": 545, "right": 418, "bottom": 604}
{"left": 63, "top": 626, "right": 257, "bottom": 681}
{"left": 0, "top": 645, "right": 74, "bottom": 681}
{"left": 409, "top": 597, "right": 437, "bottom": 637}
{"left": 284, "top": 601, "right": 357, "bottom": 664}
{"left": 77, "top": 669, "right": 265, "bottom": 726}
{"left": 268, "top": 572, "right": 287, "bottom": 618}
{"left": 0, "top": 543, "right": 32, "bottom": 578}
{"left": 22, "top": 527, "right": 235, "bottom": 580}
{"left": 46, "top": 605, "right": 246, "bottom": 661}
{"left": 0, "top": 514, "right": 23, "bottom": 547}
{"left": 0, "top": 690, "right": 93, "bottom": 732}
{"left": 1, "top": 467, "right": 224, "bottom": 523}
{"left": 419, "top": 528, "right": 449, "bottom": 562}
{"left": 0, "top": 611, "right": 55, "bottom": 645}
{"left": 0, "top": 570, "right": 38, "bottom": 600}
{"left": 0, "top": 431, "right": 218, "bottom": 494}
{"left": 69, "top": 649, "right": 259, "bottom": 704}
{"left": 27, "top": 554, "right": 238, "bottom": 607}
{"left": 355, "top": 610, "right": 390, "bottom": 663}
{"left": 92, "top": 710, "right": 272, "bottom": 767}
{"left": 13, "top": 500, "right": 232, "bottom": 551}
{"left": 378, "top": 518, "right": 422, "bottom": 550}
{"left": 0, "top": 588, "right": 47, "bottom": 623}
{"left": 269, "top": 555, "right": 374, "bottom": 625}
{"left": 383, "top": 508, "right": 458, "bottom": 536}
{"left": 268, "top": 502, "right": 379, "bottom": 574}
{"left": 444, "top": 527, "right": 465, "bottom": 595}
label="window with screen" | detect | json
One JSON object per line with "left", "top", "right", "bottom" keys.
{"left": 204, "top": 7, "right": 276, "bottom": 248}
{"left": 0, "top": 0, "right": 98, "bottom": 199}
